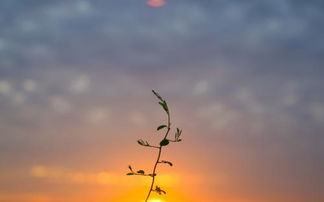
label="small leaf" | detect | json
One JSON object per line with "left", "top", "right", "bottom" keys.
{"left": 157, "top": 125, "right": 167, "bottom": 131}
{"left": 137, "top": 170, "right": 145, "bottom": 174}
{"left": 137, "top": 139, "right": 149, "bottom": 146}
{"left": 126, "top": 173, "right": 134, "bottom": 175}
{"left": 161, "top": 160, "right": 173, "bottom": 166}
{"left": 152, "top": 90, "right": 163, "bottom": 101}
{"left": 159, "top": 101, "right": 169, "bottom": 113}
{"left": 175, "top": 128, "right": 182, "bottom": 141}
{"left": 160, "top": 139, "right": 169, "bottom": 146}
{"left": 137, "top": 139, "right": 144, "bottom": 146}
{"left": 128, "top": 165, "right": 133, "bottom": 172}
{"left": 154, "top": 186, "right": 166, "bottom": 195}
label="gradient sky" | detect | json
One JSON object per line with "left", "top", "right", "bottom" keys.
{"left": 0, "top": 0, "right": 324, "bottom": 202}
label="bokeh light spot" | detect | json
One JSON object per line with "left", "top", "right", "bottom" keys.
{"left": 50, "top": 96, "right": 72, "bottom": 114}
{"left": 0, "top": 80, "right": 11, "bottom": 95}
{"left": 69, "top": 74, "right": 90, "bottom": 94}
{"left": 23, "top": 79, "right": 37, "bottom": 92}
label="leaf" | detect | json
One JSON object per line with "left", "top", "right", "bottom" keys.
{"left": 128, "top": 165, "right": 133, "bottom": 172}
{"left": 161, "top": 160, "right": 173, "bottom": 166}
{"left": 175, "top": 128, "right": 182, "bottom": 142}
{"left": 126, "top": 173, "right": 134, "bottom": 175}
{"left": 137, "top": 139, "right": 144, "bottom": 146}
{"left": 160, "top": 139, "right": 169, "bottom": 146}
{"left": 154, "top": 186, "right": 166, "bottom": 195}
{"left": 157, "top": 125, "right": 167, "bottom": 131}
{"left": 152, "top": 90, "right": 164, "bottom": 101}
{"left": 159, "top": 101, "right": 169, "bottom": 113}
{"left": 137, "top": 139, "right": 149, "bottom": 146}
{"left": 137, "top": 170, "right": 145, "bottom": 174}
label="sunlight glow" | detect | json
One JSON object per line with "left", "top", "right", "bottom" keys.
{"left": 149, "top": 200, "right": 163, "bottom": 202}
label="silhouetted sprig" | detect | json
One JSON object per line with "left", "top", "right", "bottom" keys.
{"left": 126, "top": 90, "right": 183, "bottom": 202}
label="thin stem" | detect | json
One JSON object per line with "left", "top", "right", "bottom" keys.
{"left": 145, "top": 109, "right": 171, "bottom": 202}
{"left": 145, "top": 145, "right": 160, "bottom": 149}
{"left": 145, "top": 147, "right": 161, "bottom": 202}
{"left": 131, "top": 173, "right": 156, "bottom": 177}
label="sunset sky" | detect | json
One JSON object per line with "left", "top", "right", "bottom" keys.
{"left": 0, "top": 0, "right": 323, "bottom": 201}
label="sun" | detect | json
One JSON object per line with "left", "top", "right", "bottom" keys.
{"left": 149, "top": 200, "right": 163, "bottom": 202}
{"left": 147, "top": 0, "right": 166, "bottom": 8}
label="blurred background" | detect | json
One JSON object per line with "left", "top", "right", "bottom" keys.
{"left": 0, "top": 0, "right": 323, "bottom": 201}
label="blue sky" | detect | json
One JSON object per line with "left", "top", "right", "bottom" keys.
{"left": 0, "top": 0, "right": 323, "bottom": 201}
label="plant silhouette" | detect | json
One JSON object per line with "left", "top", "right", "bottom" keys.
{"left": 126, "top": 90, "right": 182, "bottom": 202}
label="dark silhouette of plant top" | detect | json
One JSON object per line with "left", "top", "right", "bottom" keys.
{"left": 126, "top": 90, "right": 182, "bottom": 202}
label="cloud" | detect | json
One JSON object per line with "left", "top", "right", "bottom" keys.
{"left": 49, "top": 96, "right": 72, "bottom": 114}
{"left": 11, "top": 92, "right": 26, "bottom": 105}
{"left": 30, "top": 165, "right": 115, "bottom": 185}
{"left": 193, "top": 80, "right": 208, "bottom": 96}
{"left": 309, "top": 103, "right": 324, "bottom": 123}
{"left": 69, "top": 74, "right": 90, "bottom": 94}
{"left": 0, "top": 80, "right": 11, "bottom": 95}
{"left": 0, "top": 192, "right": 55, "bottom": 202}
{"left": 129, "top": 111, "right": 148, "bottom": 126}
{"left": 0, "top": 1, "right": 323, "bottom": 201}
{"left": 84, "top": 106, "right": 110, "bottom": 124}
{"left": 197, "top": 103, "right": 239, "bottom": 130}
{"left": 23, "top": 79, "right": 38, "bottom": 92}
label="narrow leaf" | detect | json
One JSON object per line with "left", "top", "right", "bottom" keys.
{"left": 159, "top": 101, "right": 169, "bottom": 113}
{"left": 161, "top": 160, "right": 173, "bottom": 166}
{"left": 154, "top": 186, "right": 167, "bottom": 195}
{"left": 137, "top": 139, "right": 143, "bottom": 145}
{"left": 137, "top": 170, "right": 145, "bottom": 174}
{"left": 157, "top": 125, "right": 167, "bottom": 130}
{"left": 175, "top": 128, "right": 182, "bottom": 141}
{"left": 137, "top": 139, "right": 149, "bottom": 146}
{"left": 152, "top": 90, "right": 163, "bottom": 101}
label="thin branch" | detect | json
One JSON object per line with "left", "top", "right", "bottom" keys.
{"left": 145, "top": 100, "right": 171, "bottom": 202}
{"left": 143, "top": 145, "right": 160, "bottom": 149}
{"left": 127, "top": 173, "right": 156, "bottom": 177}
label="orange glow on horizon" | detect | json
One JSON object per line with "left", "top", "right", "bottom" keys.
{"left": 111, "top": 184, "right": 198, "bottom": 202}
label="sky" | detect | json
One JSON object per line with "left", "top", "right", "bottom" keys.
{"left": 0, "top": 0, "right": 324, "bottom": 201}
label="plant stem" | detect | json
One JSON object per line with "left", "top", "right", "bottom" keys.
{"left": 145, "top": 111, "right": 171, "bottom": 202}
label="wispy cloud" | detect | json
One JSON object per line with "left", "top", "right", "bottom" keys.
{"left": 30, "top": 165, "right": 179, "bottom": 187}
{"left": 0, "top": 0, "right": 323, "bottom": 201}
